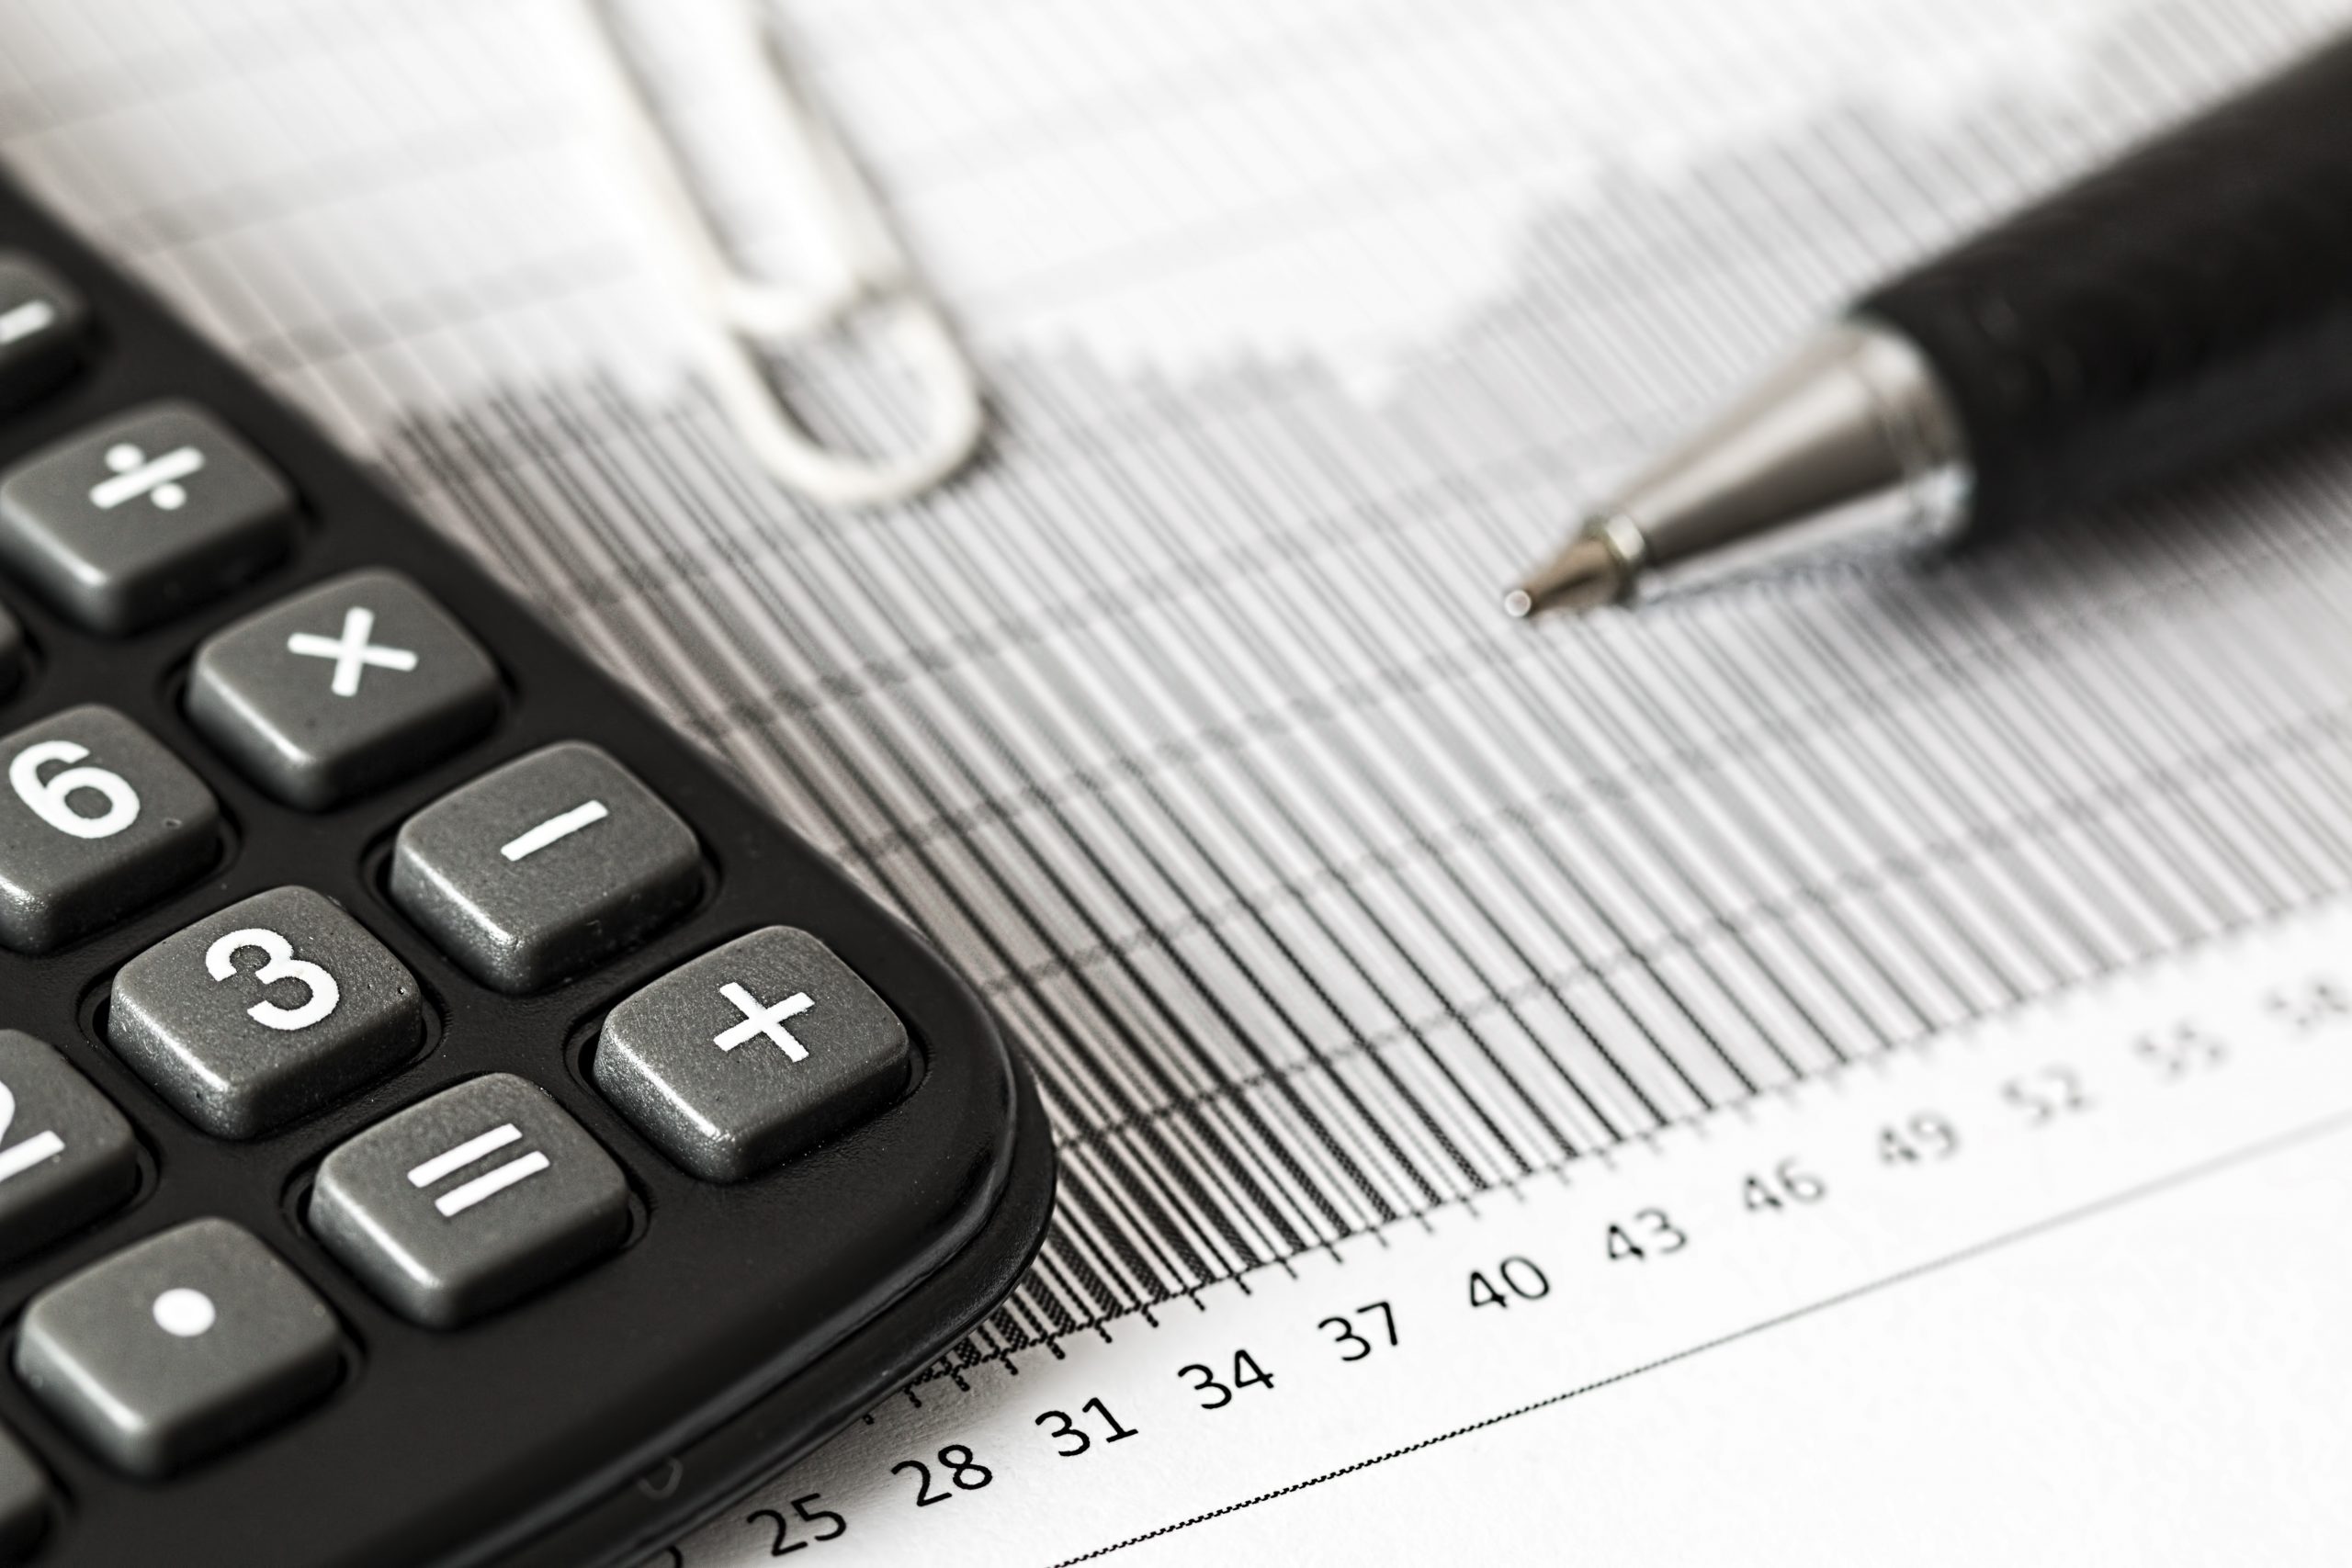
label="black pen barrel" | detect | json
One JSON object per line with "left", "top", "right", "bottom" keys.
{"left": 1857, "top": 33, "right": 2352, "bottom": 538}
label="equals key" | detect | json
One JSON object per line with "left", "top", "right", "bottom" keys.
{"left": 406, "top": 1121, "right": 550, "bottom": 1218}
{"left": 311, "top": 1074, "right": 628, "bottom": 1328}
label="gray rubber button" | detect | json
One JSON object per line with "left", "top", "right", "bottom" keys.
{"left": 187, "top": 569, "right": 498, "bottom": 809}
{"left": 311, "top": 1074, "right": 628, "bottom": 1328}
{"left": 108, "top": 886, "right": 422, "bottom": 1138}
{"left": 0, "top": 251, "right": 86, "bottom": 413}
{"left": 14, "top": 1217, "right": 340, "bottom": 1478}
{"left": 0, "top": 1422, "right": 50, "bottom": 1562}
{"left": 0, "top": 704, "right": 220, "bottom": 953}
{"left": 0, "top": 1031, "right": 136, "bottom": 1267}
{"left": 0, "top": 400, "right": 296, "bottom": 634}
{"left": 390, "top": 742, "right": 700, "bottom": 993}
{"left": 594, "top": 927, "right": 910, "bottom": 1181}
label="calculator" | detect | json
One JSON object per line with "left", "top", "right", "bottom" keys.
{"left": 0, "top": 171, "right": 1055, "bottom": 1566}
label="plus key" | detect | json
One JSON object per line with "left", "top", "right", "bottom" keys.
{"left": 595, "top": 928, "right": 910, "bottom": 1181}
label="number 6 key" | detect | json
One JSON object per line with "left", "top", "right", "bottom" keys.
{"left": 0, "top": 705, "right": 219, "bottom": 952}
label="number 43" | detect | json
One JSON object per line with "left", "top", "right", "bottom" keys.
{"left": 1605, "top": 1207, "right": 1687, "bottom": 1261}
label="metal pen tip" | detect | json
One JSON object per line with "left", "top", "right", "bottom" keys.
{"left": 1503, "top": 530, "right": 1627, "bottom": 619}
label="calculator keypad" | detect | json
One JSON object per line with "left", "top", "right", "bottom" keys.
{"left": 310, "top": 1074, "right": 629, "bottom": 1328}
{"left": 187, "top": 568, "right": 499, "bottom": 809}
{"left": 0, "top": 252, "right": 85, "bottom": 414}
{"left": 594, "top": 927, "right": 910, "bottom": 1182}
{"left": 107, "top": 887, "right": 422, "bottom": 1139}
{"left": 0, "top": 1032, "right": 136, "bottom": 1267}
{"left": 0, "top": 705, "right": 219, "bottom": 953}
{"left": 0, "top": 199, "right": 1044, "bottom": 1565}
{"left": 0, "top": 400, "right": 295, "bottom": 635}
{"left": 390, "top": 740, "right": 701, "bottom": 993}
{"left": 14, "top": 1218, "right": 341, "bottom": 1479}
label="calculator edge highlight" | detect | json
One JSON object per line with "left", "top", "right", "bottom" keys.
{"left": 0, "top": 168, "right": 1056, "bottom": 1567}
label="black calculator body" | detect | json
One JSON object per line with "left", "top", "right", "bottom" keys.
{"left": 0, "top": 171, "right": 1054, "bottom": 1565}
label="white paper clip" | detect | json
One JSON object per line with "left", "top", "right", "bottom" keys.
{"left": 576, "top": 0, "right": 984, "bottom": 508}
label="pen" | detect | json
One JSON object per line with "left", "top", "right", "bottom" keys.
{"left": 1504, "top": 34, "right": 2352, "bottom": 618}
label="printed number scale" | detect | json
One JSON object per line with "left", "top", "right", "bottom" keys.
{"left": 0, "top": 175, "right": 1054, "bottom": 1566}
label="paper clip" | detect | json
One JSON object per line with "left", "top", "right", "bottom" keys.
{"left": 576, "top": 0, "right": 984, "bottom": 508}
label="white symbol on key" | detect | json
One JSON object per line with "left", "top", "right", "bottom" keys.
{"left": 285, "top": 606, "right": 419, "bottom": 696}
{"left": 0, "top": 299, "right": 54, "bottom": 345}
{"left": 408, "top": 1122, "right": 550, "bottom": 1218}
{"left": 0, "top": 1081, "right": 62, "bottom": 1186}
{"left": 152, "top": 1287, "right": 216, "bottom": 1338}
{"left": 501, "top": 798, "right": 609, "bottom": 862}
{"left": 714, "top": 983, "right": 813, "bottom": 1060}
{"left": 90, "top": 442, "right": 204, "bottom": 512}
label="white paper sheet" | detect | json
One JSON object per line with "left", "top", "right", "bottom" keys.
{"left": 6, "top": 2, "right": 2352, "bottom": 1561}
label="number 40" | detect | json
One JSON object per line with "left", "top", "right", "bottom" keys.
{"left": 1467, "top": 1257, "right": 1548, "bottom": 1309}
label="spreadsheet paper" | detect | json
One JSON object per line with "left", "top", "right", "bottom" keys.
{"left": 6, "top": 0, "right": 2352, "bottom": 1561}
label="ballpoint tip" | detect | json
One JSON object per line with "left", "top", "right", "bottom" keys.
{"left": 1504, "top": 532, "right": 1627, "bottom": 620}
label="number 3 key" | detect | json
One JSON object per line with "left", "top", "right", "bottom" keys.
{"left": 108, "top": 887, "right": 422, "bottom": 1138}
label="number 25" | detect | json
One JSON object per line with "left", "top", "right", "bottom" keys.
{"left": 206, "top": 928, "right": 339, "bottom": 1032}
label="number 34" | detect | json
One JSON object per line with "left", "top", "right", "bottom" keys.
{"left": 206, "top": 929, "right": 340, "bottom": 1032}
